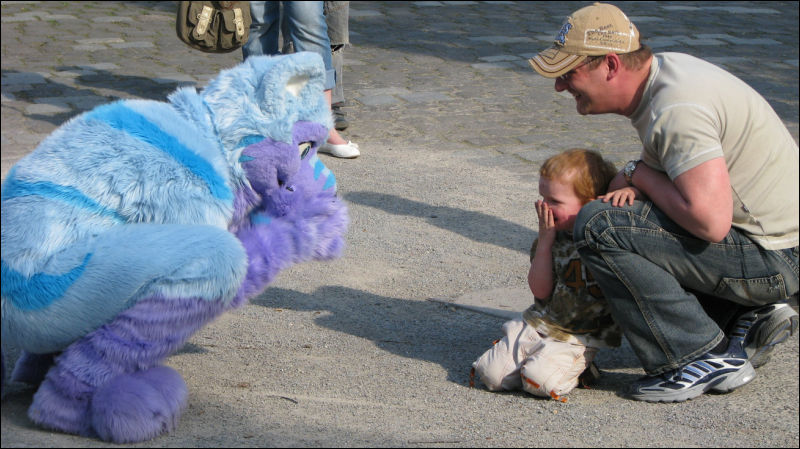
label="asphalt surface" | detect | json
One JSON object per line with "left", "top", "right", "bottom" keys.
{"left": 1, "top": 1, "right": 798, "bottom": 447}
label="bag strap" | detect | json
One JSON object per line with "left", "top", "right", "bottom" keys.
{"left": 196, "top": 5, "right": 213, "bottom": 36}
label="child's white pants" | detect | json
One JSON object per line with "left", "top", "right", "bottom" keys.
{"left": 472, "top": 318, "right": 596, "bottom": 399}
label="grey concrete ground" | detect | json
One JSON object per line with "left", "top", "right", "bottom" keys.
{"left": 1, "top": 1, "right": 798, "bottom": 447}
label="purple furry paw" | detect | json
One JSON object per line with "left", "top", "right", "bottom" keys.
{"left": 28, "top": 372, "right": 95, "bottom": 438}
{"left": 91, "top": 365, "right": 188, "bottom": 444}
{"left": 311, "top": 204, "right": 348, "bottom": 260}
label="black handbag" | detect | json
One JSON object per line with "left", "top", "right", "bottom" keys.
{"left": 176, "top": 1, "right": 251, "bottom": 53}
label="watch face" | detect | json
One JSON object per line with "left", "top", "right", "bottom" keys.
{"left": 624, "top": 160, "right": 638, "bottom": 183}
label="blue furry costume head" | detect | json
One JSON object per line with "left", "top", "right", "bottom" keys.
{"left": 1, "top": 52, "right": 348, "bottom": 443}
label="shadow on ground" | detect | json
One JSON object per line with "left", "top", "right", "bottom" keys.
{"left": 251, "top": 285, "right": 643, "bottom": 390}
{"left": 345, "top": 191, "right": 535, "bottom": 254}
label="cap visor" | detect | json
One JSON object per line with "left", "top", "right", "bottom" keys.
{"left": 528, "top": 47, "right": 585, "bottom": 78}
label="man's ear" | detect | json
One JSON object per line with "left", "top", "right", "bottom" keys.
{"left": 605, "top": 53, "right": 622, "bottom": 80}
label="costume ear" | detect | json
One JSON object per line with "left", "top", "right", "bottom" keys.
{"left": 246, "top": 52, "right": 331, "bottom": 143}
{"left": 285, "top": 74, "right": 309, "bottom": 98}
{"left": 253, "top": 52, "right": 325, "bottom": 112}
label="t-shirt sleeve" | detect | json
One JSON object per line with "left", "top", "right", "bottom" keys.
{"left": 648, "top": 103, "right": 725, "bottom": 179}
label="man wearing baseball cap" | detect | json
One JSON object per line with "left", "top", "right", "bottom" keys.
{"left": 530, "top": 3, "right": 798, "bottom": 403}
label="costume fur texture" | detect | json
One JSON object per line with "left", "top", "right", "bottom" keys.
{"left": 0, "top": 52, "right": 348, "bottom": 443}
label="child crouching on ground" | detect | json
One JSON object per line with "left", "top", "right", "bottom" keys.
{"left": 472, "top": 149, "right": 628, "bottom": 401}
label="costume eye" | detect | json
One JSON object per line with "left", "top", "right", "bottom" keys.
{"left": 298, "top": 141, "right": 311, "bottom": 159}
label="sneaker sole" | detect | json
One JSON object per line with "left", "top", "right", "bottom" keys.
{"left": 748, "top": 309, "right": 798, "bottom": 368}
{"left": 709, "top": 361, "right": 756, "bottom": 394}
{"left": 629, "top": 362, "right": 755, "bottom": 403}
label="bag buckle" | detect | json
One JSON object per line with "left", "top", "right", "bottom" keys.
{"left": 196, "top": 5, "right": 213, "bottom": 36}
{"left": 233, "top": 7, "right": 245, "bottom": 38}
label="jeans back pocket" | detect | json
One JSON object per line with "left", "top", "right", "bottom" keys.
{"left": 714, "top": 274, "right": 788, "bottom": 306}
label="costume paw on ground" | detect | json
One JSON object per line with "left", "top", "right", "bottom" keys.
{"left": 0, "top": 52, "right": 348, "bottom": 443}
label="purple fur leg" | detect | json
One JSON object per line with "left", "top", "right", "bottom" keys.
{"left": 89, "top": 295, "right": 227, "bottom": 373}
{"left": 28, "top": 296, "right": 226, "bottom": 442}
{"left": 11, "top": 351, "right": 57, "bottom": 386}
{"left": 91, "top": 365, "right": 187, "bottom": 444}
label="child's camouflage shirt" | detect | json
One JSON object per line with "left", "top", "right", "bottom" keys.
{"left": 523, "top": 231, "right": 622, "bottom": 348}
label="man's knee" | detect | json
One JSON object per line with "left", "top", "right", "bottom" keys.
{"left": 573, "top": 199, "right": 614, "bottom": 243}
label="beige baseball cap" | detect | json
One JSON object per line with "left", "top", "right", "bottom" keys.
{"left": 529, "top": 3, "right": 640, "bottom": 78}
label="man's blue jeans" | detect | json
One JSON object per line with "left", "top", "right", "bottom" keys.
{"left": 574, "top": 199, "right": 799, "bottom": 375}
{"left": 244, "top": 1, "right": 336, "bottom": 90}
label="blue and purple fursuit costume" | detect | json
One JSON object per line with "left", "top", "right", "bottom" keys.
{"left": 1, "top": 53, "right": 348, "bottom": 443}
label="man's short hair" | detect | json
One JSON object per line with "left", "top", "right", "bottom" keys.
{"left": 618, "top": 44, "right": 653, "bottom": 71}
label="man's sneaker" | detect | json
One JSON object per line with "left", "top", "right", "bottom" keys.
{"left": 626, "top": 338, "right": 755, "bottom": 403}
{"left": 729, "top": 302, "right": 798, "bottom": 368}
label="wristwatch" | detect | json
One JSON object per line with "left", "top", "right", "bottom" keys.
{"left": 623, "top": 160, "right": 642, "bottom": 186}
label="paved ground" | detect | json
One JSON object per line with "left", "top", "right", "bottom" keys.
{"left": 1, "top": 1, "right": 798, "bottom": 447}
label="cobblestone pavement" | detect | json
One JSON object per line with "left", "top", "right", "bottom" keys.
{"left": 2, "top": 1, "right": 798, "bottom": 448}
{"left": 2, "top": 1, "right": 798, "bottom": 177}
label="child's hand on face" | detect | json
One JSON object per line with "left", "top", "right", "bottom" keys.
{"left": 536, "top": 199, "right": 557, "bottom": 244}
{"left": 599, "top": 186, "right": 642, "bottom": 207}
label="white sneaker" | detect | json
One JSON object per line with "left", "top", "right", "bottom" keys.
{"left": 319, "top": 140, "right": 360, "bottom": 158}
